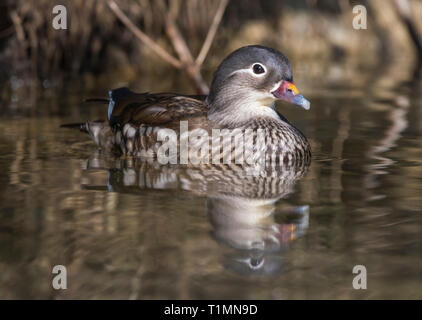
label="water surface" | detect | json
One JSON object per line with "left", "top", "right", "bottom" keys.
{"left": 1, "top": 64, "right": 422, "bottom": 299}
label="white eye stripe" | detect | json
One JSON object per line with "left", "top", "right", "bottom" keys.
{"left": 227, "top": 63, "right": 267, "bottom": 78}
{"left": 270, "top": 80, "right": 282, "bottom": 92}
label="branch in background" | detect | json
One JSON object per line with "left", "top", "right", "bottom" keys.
{"left": 196, "top": 0, "right": 229, "bottom": 66}
{"left": 165, "top": 0, "right": 195, "bottom": 65}
{"left": 106, "top": 0, "right": 182, "bottom": 68}
{"left": 165, "top": 18, "right": 209, "bottom": 94}
{"left": 164, "top": 0, "right": 209, "bottom": 94}
{"left": 106, "top": 0, "right": 229, "bottom": 94}
{"left": 393, "top": 0, "right": 422, "bottom": 61}
{"left": 9, "top": 10, "right": 26, "bottom": 45}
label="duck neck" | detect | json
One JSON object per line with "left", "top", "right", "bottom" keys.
{"left": 206, "top": 88, "right": 281, "bottom": 128}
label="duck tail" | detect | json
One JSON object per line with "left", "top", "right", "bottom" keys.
{"left": 60, "top": 122, "right": 89, "bottom": 133}
{"left": 84, "top": 98, "right": 109, "bottom": 104}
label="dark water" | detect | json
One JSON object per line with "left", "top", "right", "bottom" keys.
{"left": 1, "top": 63, "right": 422, "bottom": 299}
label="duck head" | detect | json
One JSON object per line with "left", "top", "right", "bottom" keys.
{"left": 207, "top": 45, "right": 310, "bottom": 126}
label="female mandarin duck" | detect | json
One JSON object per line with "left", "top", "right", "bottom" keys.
{"left": 65, "top": 45, "right": 311, "bottom": 166}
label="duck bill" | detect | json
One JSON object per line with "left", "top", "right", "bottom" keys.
{"left": 272, "top": 81, "right": 310, "bottom": 110}
{"left": 288, "top": 94, "right": 311, "bottom": 110}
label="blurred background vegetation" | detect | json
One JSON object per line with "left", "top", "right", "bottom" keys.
{"left": 1, "top": 0, "right": 422, "bottom": 97}
{"left": 1, "top": 1, "right": 422, "bottom": 299}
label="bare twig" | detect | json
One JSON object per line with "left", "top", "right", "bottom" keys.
{"left": 106, "top": 0, "right": 182, "bottom": 68}
{"left": 106, "top": 0, "right": 229, "bottom": 94}
{"left": 196, "top": 0, "right": 229, "bottom": 66}
{"left": 166, "top": 20, "right": 209, "bottom": 93}
{"left": 165, "top": 19, "right": 195, "bottom": 64}
{"left": 165, "top": 7, "right": 209, "bottom": 94}
{"left": 9, "top": 10, "right": 26, "bottom": 45}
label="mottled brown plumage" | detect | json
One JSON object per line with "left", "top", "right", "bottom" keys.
{"left": 107, "top": 89, "right": 208, "bottom": 130}
{"left": 64, "top": 45, "right": 312, "bottom": 167}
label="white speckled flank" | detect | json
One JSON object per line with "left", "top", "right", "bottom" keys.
{"left": 107, "top": 116, "right": 310, "bottom": 167}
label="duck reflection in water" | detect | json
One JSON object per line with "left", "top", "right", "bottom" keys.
{"left": 67, "top": 45, "right": 312, "bottom": 275}
{"left": 208, "top": 195, "right": 308, "bottom": 275}
{"left": 84, "top": 155, "right": 310, "bottom": 275}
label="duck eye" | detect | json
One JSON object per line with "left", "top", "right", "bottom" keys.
{"left": 252, "top": 64, "right": 265, "bottom": 74}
